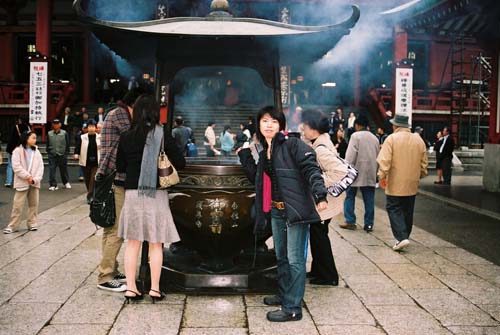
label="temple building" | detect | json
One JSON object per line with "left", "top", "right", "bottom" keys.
{"left": 0, "top": 0, "right": 499, "bottom": 148}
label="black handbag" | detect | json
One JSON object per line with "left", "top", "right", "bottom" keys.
{"left": 90, "top": 171, "right": 116, "bottom": 228}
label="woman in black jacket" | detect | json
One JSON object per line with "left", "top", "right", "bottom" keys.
{"left": 238, "top": 106, "right": 328, "bottom": 322}
{"left": 116, "top": 94, "right": 185, "bottom": 303}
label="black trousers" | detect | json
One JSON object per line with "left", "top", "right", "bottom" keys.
{"left": 441, "top": 156, "right": 453, "bottom": 184}
{"left": 48, "top": 154, "right": 69, "bottom": 187}
{"left": 386, "top": 195, "right": 416, "bottom": 242}
{"left": 205, "top": 145, "right": 215, "bottom": 157}
{"left": 309, "top": 219, "right": 339, "bottom": 282}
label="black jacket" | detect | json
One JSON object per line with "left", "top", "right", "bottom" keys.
{"left": 7, "top": 123, "right": 30, "bottom": 154}
{"left": 116, "top": 127, "right": 185, "bottom": 190}
{"left": 239, "top": 132, "right": 327, "bottom": 233}
{"left": 440, "top": 135, "right": 454, "bottom": 159}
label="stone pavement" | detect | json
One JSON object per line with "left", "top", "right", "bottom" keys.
{"left": 1, "top": 194, "right": 500, "bottom": 335}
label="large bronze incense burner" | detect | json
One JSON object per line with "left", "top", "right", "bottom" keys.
{"left": 74, "top": 0, "right": 360, "bottom": 292}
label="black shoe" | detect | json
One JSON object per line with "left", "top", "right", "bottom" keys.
{"left": 114, "top": 272, "right": 127, "bottom": 284}
{"left": 97, "top": 280, "right": 127, "bottom": 292}
{"left": 149, "top": 289, "right": 166, "bottom": 304}
{"left": 263, "top": 295, "right": 281, "bottom": 306}
{"left": 266, "top": 309, "right": 302, "bottom": 322}
{"left": 124, "top": 290, "right": 144, "bottom": 304}
{"left": 310, "top": 278, "right": 339, "bottom": 286}
{"left": 364, "top": 225, "right": 373, "bottom": 232}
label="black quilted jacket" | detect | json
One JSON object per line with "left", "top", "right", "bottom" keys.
{"left": 239, "top": 132, "right": 327, "bottom": 233}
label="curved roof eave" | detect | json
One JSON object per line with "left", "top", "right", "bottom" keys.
{"left": 73, "top": 0, "right": 360, "bottom": 37}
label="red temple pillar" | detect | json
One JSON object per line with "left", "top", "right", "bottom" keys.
{"left": 393, "top": 24, "right": 408, "bottom": 63}
{"left": 392, "top": 24, "right": 408, "bottom": 115}
{"left": 35, "top": 0, "right": 52, "bottom": 58}
{"left": 0, "top": 32, "right": 15, "bottom": 81}
{"left": 34, "top": 0, "right": 52, "bottom": 141}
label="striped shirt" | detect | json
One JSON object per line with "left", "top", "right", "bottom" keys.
{"left": 97, "top": 104, "right": 131, "bottom": 184}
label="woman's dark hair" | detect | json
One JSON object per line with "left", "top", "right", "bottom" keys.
{"left": 255, "top": 106, "right": 286, "bottom": 147}
{"left": 130, "top": 94, "right": 160, "bottom": 141}
{"left": 20, "top": 131, "right": 35, "bottom": 149}
{"left": 301, "top": 109, "right": 330, "bottom": 134}
{"left": 207, "top": 120, "right": 216, "bottom": 127}
{"left": 122, "top": 88, "right": 144, "bottom": 107}
{"left": 223, "top": 125, "right": 231, "bottom": 136}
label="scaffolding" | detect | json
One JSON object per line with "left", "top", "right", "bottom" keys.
{"left": 449, "top": 34, "right": 468, "bottom": 146}
{"left": 446, "top": 34, "right": 491, "bottom": 146}
{"left": 468, "top": 53, "right": 492, "bottom": 145}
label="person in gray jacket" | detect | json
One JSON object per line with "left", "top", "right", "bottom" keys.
{"left": 47, "top": 119, "right": 71, "bottom": 191}
{"left": 340, "top": 114, "right": 380, "bottom": 232}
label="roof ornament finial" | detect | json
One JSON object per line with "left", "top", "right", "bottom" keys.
{"left": 208, "top": 0, "right": 232, "bottom": 18}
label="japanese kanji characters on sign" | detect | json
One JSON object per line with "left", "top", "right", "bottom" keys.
{"left": 395, "top": 67, "right": 413, "bottom": 126}
{"left": 29, "top": 61, "right": 48, "bottom": 124}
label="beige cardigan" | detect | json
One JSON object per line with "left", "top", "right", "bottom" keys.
{"left": 306, "top": 133, "right": 347, "bottom": 220}
{"left": 377, "top": 127, "right": 428, "bottom": 196}
{"left": 11, "top": 145, "right": 44, "bottom": 190}
{"left": 79, "top": 133, "right": 101, "bottom": 167}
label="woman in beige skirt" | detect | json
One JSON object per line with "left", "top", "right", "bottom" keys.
{"left": 116, "top": 94, "right": 185, "bottom": 302}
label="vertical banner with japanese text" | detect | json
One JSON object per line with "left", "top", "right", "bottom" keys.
{"left": 395, "top": 67, "right": 413, "bottom": 126}
{"left": 29, "top": 61, "right": 48, "bottom": 124}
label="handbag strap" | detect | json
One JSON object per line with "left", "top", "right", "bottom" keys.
{"left": 160, "top": 134, "right": 165, "bottom": 154}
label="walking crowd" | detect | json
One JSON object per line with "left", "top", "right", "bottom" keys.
{"left": 2, "top": 92, "right": 453, "bottom": 323}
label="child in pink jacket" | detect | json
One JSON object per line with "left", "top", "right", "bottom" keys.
{"left": 3, "top": 131, "right": 44, "bottom": 234}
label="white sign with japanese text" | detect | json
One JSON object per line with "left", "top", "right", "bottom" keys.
{"left": 29, "top": 61, "right": 48, "bottom": 124}
{"left": 395, "top": 67, "right": 413, "bottom": 126}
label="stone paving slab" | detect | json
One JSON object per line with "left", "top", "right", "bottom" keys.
{"left": 434, "top": 274, "right": 500, "bottom": 305}
{"left": 0, "top": 302, "right": 61, "bottom": 335}
{"left": 304, "top": 287, "right": 376, "bottom": 326}
{"left": 369, "top": 305, "right": 452, "bottom": 335}
{"left": 446, "top": 326, "right": 500, "bottom": 335}
{"left": 480, "top": 305, "right": 500, "bottom": 323}
{"left": 38, "top": 325, "right": 111, "bottom": 335}
{"left": 182, "top": 296, "right": 246, "bottom": 328}
{"left": 108, "top": 304, "right": 183, "bottom": 335}
{"left": 377, "top": 263, "right": 447, "bottom": 289}
{"left": 317, "top": 325, "right": 385, "bottom": 335}
{"left": 406, "top": 288, "right": 498, "bottom": 327}
{"left": 466, "top": 264, "right": 500, "bottom": 287}
{"left": 179, "top": 328, "right": 248, "bottom": 335}
{"left": 2, "top": 195, "right": 500, "bottom": 334}
{"left": 344, "top": 274, "right": 415, "bottom": 306}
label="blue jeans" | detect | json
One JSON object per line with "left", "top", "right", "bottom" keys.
{"left": 344, "top": 186, "right": 375, "bottom": 227}
{"left": 5, "top": 153, "right": 14, "bottom": 186}
{"left": 271, "top": 208, "right": 309, "bottom": 314}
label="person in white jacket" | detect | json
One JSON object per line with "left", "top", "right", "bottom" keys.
{"left": 3, "top": 131, "right": 44, "bottom": 234}
{"left": 74, "top": 120, "right": 101, "bottom": 203}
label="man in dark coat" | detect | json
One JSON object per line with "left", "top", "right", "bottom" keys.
{"left": 439, "top": 126, "right": 455, "bottom": 185}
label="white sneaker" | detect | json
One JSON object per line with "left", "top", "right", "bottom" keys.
{"left": 64, "top": 183, "right": 72, "bottom": 189}
{"left": 49, "top": 186, "right": 58, "bottom": 191}
{"left": 3, "top": 227, "right": 18, "bottom": 234}
{"left": 393, "top": 239, "right": 410, "bottom": 251}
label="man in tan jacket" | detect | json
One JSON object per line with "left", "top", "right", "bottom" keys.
{"left": 377, "top": 115, "right": 428, "bottom": 251}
